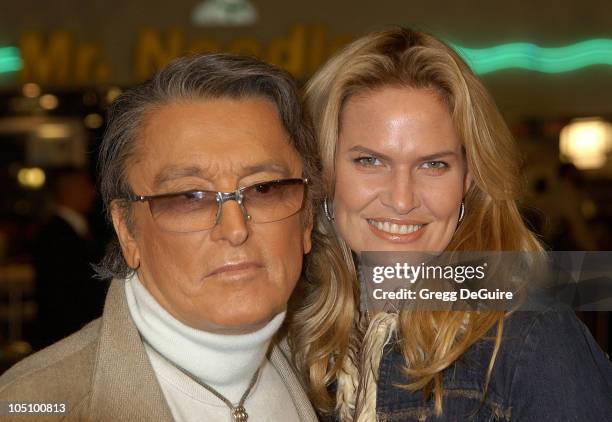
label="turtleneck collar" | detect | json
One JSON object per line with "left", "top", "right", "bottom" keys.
{"left": 125, "top": 273, "right": 285, "bottom": 396}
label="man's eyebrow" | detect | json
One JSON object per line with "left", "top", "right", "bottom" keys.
{"left": 153, "top": 166, "right": 208, "bottom": 189}
{"left": 241, "top": 161, "right": 291, "bottom": 177}
{"left": 153, "top": 162, "right": 292, "bottom": 189}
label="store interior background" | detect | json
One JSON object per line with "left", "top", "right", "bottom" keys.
{"left": 0, "top": 0, "right": 611, "bottom": 370}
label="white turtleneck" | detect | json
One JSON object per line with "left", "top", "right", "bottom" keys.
{"left": 125, "top": 274, "right": 300, "bottom": 421}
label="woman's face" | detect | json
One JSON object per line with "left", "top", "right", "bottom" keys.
{"left": 334, "top": 86, "right": 471, "bottom": 253}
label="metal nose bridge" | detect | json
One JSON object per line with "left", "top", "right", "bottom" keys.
{"left": 214, "top": 189, "right": 251, "bottom": 226}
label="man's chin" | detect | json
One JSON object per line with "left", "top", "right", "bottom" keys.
{"left": 200, "top": 310, "right": 280, "bottom": 335}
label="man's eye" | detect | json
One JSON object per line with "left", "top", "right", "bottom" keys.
{"left": 354, "top": 156, "right": 382, "bottom": 167}
{"left": 254, "top": 183, "right": 273, "bottom": 194}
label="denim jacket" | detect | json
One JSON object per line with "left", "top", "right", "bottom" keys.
{"left": 323, "top": 307, "right": 612, "bottom": 421}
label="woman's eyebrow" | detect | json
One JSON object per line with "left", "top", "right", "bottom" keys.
{"left": 418, "top": 151, "right": 458, "bottom": 161}
{"left": 348, "top": 145, "right": 458, "bottom": 162}
{"left": 347, "top": 145, "right": 392, "bottom": 162}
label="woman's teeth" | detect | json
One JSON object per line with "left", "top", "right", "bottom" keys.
{"left": 368, "top": 219, "right": 423, "bottom": 234}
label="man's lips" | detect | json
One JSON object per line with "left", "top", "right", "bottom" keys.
{"left": 206, "top": 262, "right": 263, "bottom": 278}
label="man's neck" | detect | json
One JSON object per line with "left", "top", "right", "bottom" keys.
{"left": 124, "top": 274, "right": 285, "bottom": 402}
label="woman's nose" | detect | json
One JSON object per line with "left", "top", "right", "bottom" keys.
{"left": 379, "top": 170, "right": 419, "bottom": 214}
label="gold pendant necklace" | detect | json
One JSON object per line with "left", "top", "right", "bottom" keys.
{"left": 147, "top": 342, "right": 261, "bottom": 422}
{"left": 176, "top": 363, "right": 261, "bottom": 422}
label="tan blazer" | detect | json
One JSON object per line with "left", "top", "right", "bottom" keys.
{"left": 0, "top": 280, "right": 319, "bottom": 422}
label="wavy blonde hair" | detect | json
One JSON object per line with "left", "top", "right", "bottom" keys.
{"left": 289, "top": 27, "right": 543, "bottom": 417}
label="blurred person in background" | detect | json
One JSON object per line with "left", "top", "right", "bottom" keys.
{"left": 0, "top": 54, "right": 320, "bottom": 421}
{"left": 550, "top": 163, "right": 598, "bottom": 250}
{"left": 527, "top": 163, "right": 598, "bottom": 251}
{"left": 31, "top": 166, "right": 107, "bottom": 350}
{"left": 296, "top": 27, "right": 612, "bottom": 421}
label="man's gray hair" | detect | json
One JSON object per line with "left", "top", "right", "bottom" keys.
{"left": 95, "top": 54, "right": 321, "bottom": 279}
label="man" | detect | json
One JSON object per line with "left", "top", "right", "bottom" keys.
{"left": 32, "top": 167, "right": 107, "bottom": 349}
{"left": 0, "top": 54, "right": 320, "bottom": 421}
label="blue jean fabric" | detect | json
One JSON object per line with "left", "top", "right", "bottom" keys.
{"left": 322, "top": 307, "right": 612, "bottom": 421}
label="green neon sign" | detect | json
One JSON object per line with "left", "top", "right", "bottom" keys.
{"left": 0, "top": 38, "right": 611, "bottom": 76}
{"left": 0, "top": 46, "right": 22, "bottom": 73}
{"left": 452, "top": 39, "right": 612, "bottom": 74}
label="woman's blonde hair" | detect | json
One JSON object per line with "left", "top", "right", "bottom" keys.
{"left": 289, "top": 27, "right": 543, "bottom": 416}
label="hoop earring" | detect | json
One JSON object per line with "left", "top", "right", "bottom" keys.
{"left": 458, "top": 201, "right": 465, "bottom": 224}
{"left": 323, "top": 197, "right": 335, "bottom": 222}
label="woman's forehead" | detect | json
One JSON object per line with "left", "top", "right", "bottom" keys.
{"left": 337, "top": 86, "right": 461, "bottom": 157}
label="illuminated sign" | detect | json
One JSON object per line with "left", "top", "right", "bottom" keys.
{"left": 191, "top": 0, "right": 258, "bottom": 26}
{"left": 454, "top": 39, "right": 612, "bottom": 74}
{"left": 0, "top": 46, "right": 22, "bottom": 73}
{"left": 3, "top": 30, "right": 612, "bottom": 84}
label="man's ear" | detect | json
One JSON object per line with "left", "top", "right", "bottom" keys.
{"left": 303, "top": 220, "right": 313, "bottom": 255}
{"left": 302, "top": 209, "right": 313, "bottom": 255}
{"left": 111, "top": 201, "right": 140, "bottom": 269}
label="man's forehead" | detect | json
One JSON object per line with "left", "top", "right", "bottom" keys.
{"left": 127, "top": 98, "right": 304, "bottom": 188}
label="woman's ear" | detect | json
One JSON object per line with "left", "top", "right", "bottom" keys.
{"left": 463, "top": 168, "right": 473, "bottom": 196}
{"left": 111, "top": 201, "right": 140, "bottom": 269}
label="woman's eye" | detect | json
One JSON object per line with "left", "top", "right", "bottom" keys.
{"left": 421, "top": 161, "right": 448, "bottom": 170}
{"left": 354, "top": 156, "right": 382, "bottom": 167}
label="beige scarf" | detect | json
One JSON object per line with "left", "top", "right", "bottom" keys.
{"left": 336, "top": 312, "right": 399, "bottom": 422}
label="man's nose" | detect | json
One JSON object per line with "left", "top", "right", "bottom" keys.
{"left": 210, "top": 200, "right": 249, "bottom": 245}
{"left": 380, "top": 170, "right": 419, "bottom": 214}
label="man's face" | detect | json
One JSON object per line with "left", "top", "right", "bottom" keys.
{"left": 112, "top": 98, "right": 312, "bottom": 334}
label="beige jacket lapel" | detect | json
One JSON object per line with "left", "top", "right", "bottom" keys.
{"left": 269, "top": 345, "right": 319, "bottom": 422}
{"left": 88, "top": 280, "right": 319, "bottom": 421}
{"left": 88, "top": 280, "right": 174, "bottom": 421}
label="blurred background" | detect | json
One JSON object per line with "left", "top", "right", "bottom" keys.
{"left": 0, "top": 0, "right": 610, "bottom": 371}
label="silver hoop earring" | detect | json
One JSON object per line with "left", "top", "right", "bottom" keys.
{"left": 323, "top": 197, "right": 335, "bottom": 222}
{"left": 458, "top": 201, "right": 465, "bottom": 223}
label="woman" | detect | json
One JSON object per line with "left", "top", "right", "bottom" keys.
{"left": 289, "top": 27, "right": 612, "bottom": 421}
